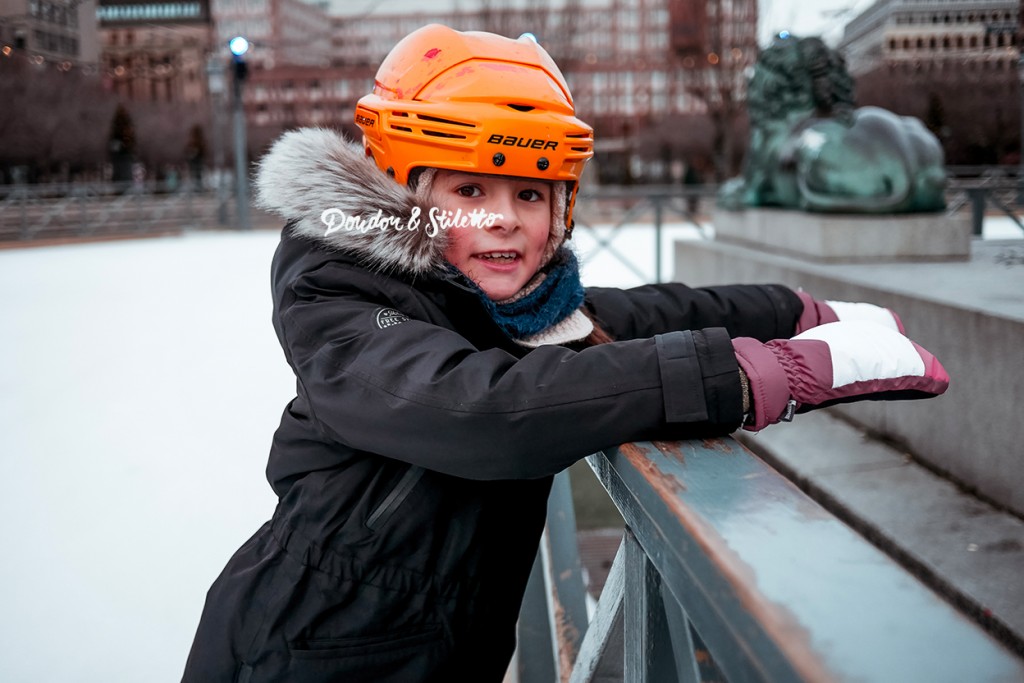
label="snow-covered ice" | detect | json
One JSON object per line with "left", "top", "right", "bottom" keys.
{"left": 0, "top": 215, "right": 1019, "bottom": 682}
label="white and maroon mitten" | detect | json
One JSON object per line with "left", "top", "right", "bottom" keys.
{"left": 794, "top": 290, "right": 905, "bottom": 335}
{"left": 733, "top": 321, "right": 949, "bottom": 431}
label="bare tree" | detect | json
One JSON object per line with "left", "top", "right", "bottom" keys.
{"left": 677, "top": 0, "right": 758, "bottom": 181}
{"left": 0, "top": 58, "right": 118, "bottom": 181}
{"left": 856, "top": 63, "right": 1019, "bottom": 166}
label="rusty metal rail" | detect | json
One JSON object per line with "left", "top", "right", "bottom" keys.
{"left": 519, "top": 438, "right": 1024, "bottom": 682}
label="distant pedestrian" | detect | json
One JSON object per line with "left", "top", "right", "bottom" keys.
{"left": 182, "top": 24, "right": 949, "bottom": 683}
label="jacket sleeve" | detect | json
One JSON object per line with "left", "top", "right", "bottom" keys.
{"left": 276, "top": 264, "right": 744, "bottom": 481}
{"left": 585, "top": 283, "right": 803, "bottom": 342}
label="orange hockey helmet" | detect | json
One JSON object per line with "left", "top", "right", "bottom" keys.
{"left": 355, "top": 24, "right": 594, "bottom": 231}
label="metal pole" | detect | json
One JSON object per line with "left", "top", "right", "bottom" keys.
{"left": 1018, "top": 56, "right": 1024, "bottom": 206}
{"left": 207, "top": 56, "right": 229, "bottom": 226}
{"left": 232, "top": 74, "right": 251, "bottom": 231}
{"left": 654, "top": 197, "right": 663, "bottom": 283}
{"left": 214, "top": 95, "right": 228, "bottom": 226}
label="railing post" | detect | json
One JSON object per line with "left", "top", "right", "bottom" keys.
{"left": 519, "top": 553, "right": 558, "bottom": 683}
{"left": 623, "top": 529, "right": 684, "bottom": 683}
{"left": 539, "top": 470, "right": 590, "bottom": 681}
{"left": 519, "top": 470, "right": 589, "bottom": 683}
{"left": 568, "top": 540, "right": 625, "bottom": 683}
{"left": 967, "top": 187, "right": 986, "bottom": 236}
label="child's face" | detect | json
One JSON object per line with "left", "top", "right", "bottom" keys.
{"left": 433, "top": 170, "right": 552, "bottom": 301}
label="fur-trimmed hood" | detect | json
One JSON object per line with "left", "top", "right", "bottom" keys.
{"left": 255, "top": 128, "right": 443, "bottom": 275}
{"left": 256, "top": 127, "right": 570, "bottom": 278}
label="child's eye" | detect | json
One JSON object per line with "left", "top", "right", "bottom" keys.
{"left": 456, "top": 185, "right": 482, "bottom": 198}
{"left": 519, "top": 188, "right": 545, "bottom": 202}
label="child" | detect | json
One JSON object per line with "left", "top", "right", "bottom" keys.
{"left": 182, "top": 24, "right": 947, "bottom": 683}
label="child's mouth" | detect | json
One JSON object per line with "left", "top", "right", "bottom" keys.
{"left": 475, "top": 251, "right": 519, "bottom": 263}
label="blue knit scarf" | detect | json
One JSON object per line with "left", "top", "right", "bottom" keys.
{"left": 448, "top": 248, "right": 586, "bottom": 340}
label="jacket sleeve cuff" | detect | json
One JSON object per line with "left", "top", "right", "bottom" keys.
{"left": 655, "top": 328, "right": 744, "bottom": 426}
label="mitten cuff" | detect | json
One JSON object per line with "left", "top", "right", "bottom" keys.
{"left": 732, "top": 337, "right": 792, "bottom": 431}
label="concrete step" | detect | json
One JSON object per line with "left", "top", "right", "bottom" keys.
{"left": 737, "top": 411, "right": 1024, "bottom": 657}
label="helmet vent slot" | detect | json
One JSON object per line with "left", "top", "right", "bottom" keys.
{"left": 391, "top": 125, "right": 413, "bottom": 132}
{"left": 393, "top": 111, "right": 410, "bottom": 117}
{"left": 507, "top": 104, "right": 535, "bottom": 112}
{"left": 422, "top": 129, "right": 466, "bottom": 139}
{"left": 416, "top": 113, "right": 474, "bottom": 128}
{"left": 571, "top": 147, "right": 590, "bottom": 152}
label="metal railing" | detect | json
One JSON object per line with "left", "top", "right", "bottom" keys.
{"left": 519, "top": 438, "right": 1024, "bottom": 682}
{"left": 946, "top": 178, "right": 1024, "bottom": 236}
{"left": 3, "top": 175, "right": 1023, "bottom": 247}
{"left": 574, "top": 185, "right": 717, "bottom": 284}
{"left": 0, "top": 180, "right": 234, "bottom": 241}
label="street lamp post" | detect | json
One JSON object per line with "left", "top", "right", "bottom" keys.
{"left": 1018, "top": 55, "right": 1024, "bottom": 205}
{"left": 205, "top": 56, "right": 228, "bottom": 225}
{"left": 230, "top": 36, "right": 251, "bottom": 231}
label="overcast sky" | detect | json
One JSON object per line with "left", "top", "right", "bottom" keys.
{"left": 328, "top": 0, "right": 881, "bottom": 47}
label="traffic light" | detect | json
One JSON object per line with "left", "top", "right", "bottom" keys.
{"left": 229, "top": 36, "right": 248, "bottom": 83}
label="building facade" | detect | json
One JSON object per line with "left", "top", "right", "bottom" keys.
{"left": 210, "top": 0, "right": 330, "bottom": 68}
{"left": 839, "top": 0, "right": 1019, "bottom": 76}
{"left": 98, "top": 0, "right": 213, "bottom": 102}
{"left": 0, "top": 0, "right": 100, "bottom": 66}
{"left": 247, "top": 0, "right": 758, "bottom": 181}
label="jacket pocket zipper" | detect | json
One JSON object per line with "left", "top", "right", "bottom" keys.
{"left": 365, "top": 465, "right": 425, "bottom": 531}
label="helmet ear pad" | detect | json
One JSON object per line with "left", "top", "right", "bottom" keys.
{"left": 411, "top": 168, "right": 571, "bottom": 269}
{"left": 545, "top": 181, "right": 570, "bottom": 265}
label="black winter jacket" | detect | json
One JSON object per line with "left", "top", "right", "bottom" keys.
{"left": 182, "top": 129, "right": 803, "bottom": 683}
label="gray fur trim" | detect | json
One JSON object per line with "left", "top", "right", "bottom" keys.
{"left": 254, "top": 127, "right": 445, "bottom": 275}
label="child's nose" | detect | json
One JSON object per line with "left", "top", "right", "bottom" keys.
{"left": 486, "top": 191, "right": 521, "bottom": 232}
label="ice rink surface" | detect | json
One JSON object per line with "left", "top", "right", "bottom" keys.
{"left": 0, "top": 217, "right": 1019, "bottom": 682}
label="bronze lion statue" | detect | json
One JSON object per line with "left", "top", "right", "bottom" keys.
{"left": 718, "top": 35, "right": 947, "bottom": 213}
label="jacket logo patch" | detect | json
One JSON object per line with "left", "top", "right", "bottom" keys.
{"left": 375, "top": 308, "right": 409, "bottom": 329}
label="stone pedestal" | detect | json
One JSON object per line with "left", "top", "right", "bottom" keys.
{"left": 712, "top": 208, "right": 972, "bottom": 262}
{"left": 673, "top": 236, "right": 1024, "bottom": 519}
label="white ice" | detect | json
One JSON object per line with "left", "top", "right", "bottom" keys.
{"left": 0, "top": 215, "right": 1019, "bottom": 682}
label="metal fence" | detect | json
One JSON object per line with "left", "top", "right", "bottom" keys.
{"left": 946, "top": 177, "right": 1024, "bottom": 236}
{"left": 518, "top": 438, "right": 1024, "bottom": 682}
{"left": 1, "top": 175, "right": 1022, "bottom": 251}
{"left": 0, "top": 181, "right": 232, "bottom": 241}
